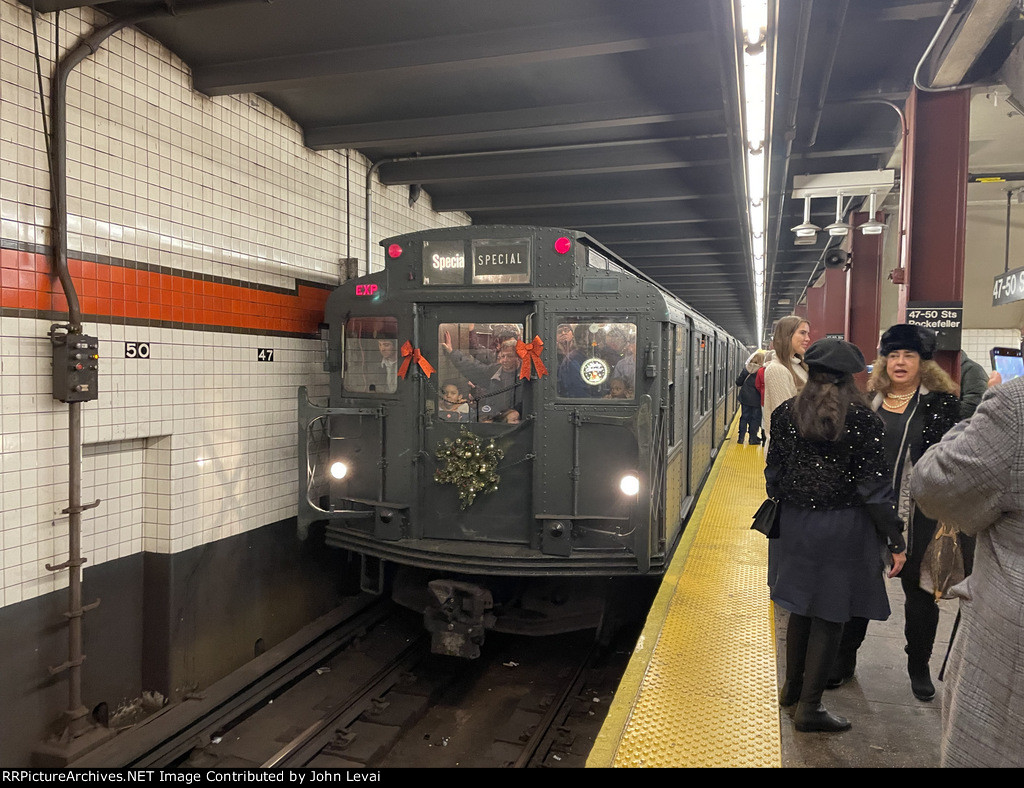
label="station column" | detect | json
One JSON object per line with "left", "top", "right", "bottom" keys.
{"left": 805, "top": 267, "right": 849, "bottom": 341}
{"left": 848, "top": 210, "right": 886, "bottom": 371}
{"left": 900, "top": 86, "right": 970, "bottom": 381}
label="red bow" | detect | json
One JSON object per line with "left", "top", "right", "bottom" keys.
{"left": 398, "top": 341, "right": 435, "bottom": 379}
{"left": 516, "top": 336, "right": 548, "bottom": 380}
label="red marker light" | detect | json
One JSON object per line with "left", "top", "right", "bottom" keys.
{"left": 387, "top": 244, "right": 403, "bottom": 258}
{"left": 554, "top": 237, "right": 572, "bottom": 254}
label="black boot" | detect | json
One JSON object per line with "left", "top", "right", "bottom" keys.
{"left": 826, "top": 650, "right": 856, "bottom": 689}
{"left": 780, "top": 613, "right": 810, "bottom": 707}
{"left": 826, "top": 617, "right": 869, "bottom": 689}
{"left": 908, "top": 656, "right": 935, "bottom": 701}
{"left": 794, "top": 617, "right": 849, "bottom": 733}
{"left": 794, "top": 703, "right": 852, "bottom": 732}
{"left": 902, "top": 580, "right": 939, "bottom": 702}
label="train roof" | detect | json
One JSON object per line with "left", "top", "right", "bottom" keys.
{"left": 380, "top": 225, "right": 734, "bottom": 340}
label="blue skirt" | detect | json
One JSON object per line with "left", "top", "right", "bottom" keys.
{"left": 768, "top": 503, "right": 892, "bottom": 623}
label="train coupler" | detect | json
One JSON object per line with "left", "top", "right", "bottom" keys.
{"left": 423, "top": 579, "right": 496, "bottom": 659}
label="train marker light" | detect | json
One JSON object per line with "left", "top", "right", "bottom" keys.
{"left": 330, "top": 461, "right": 349, "bottom": 479}
{"left": 387, "top": 243, "right": 403, "bottom": 258}
{"left": 620, "top": 474, "right": 640, "bottom": 496}
{"left": 554, "top": 237, "right": 572, "bottom": 254}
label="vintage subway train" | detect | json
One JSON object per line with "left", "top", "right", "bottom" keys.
{"left": 298, "top": 225, "right": 744, "bottom": 657}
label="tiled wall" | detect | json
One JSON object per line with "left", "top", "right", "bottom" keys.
{"left": 961, "top": 328, "right": 1022, "bottom": 373}
{"left": 0, "top": 0, "right": 468, "bottom": 606}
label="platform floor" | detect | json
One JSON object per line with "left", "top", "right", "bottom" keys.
{"left": 587, "top": 418, "right": 958, "bottom": 768}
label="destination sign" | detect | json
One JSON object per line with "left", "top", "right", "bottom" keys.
{"left": 471, "top": 238, "right": 531, "bottom": 284}
{"left": 905, "top": 301, "right": 963, "bottom": 351}
{"left": 422, "top": 240, "right": 465, "bottom": 286}
{"left": 992, "top": 265, "right": 1024, "bottom": 306}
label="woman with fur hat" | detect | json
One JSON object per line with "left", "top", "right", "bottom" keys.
{"left": 827, "top": 324, "right": 960, "bottom": 703}
{"left": 766, "top": 338, "right": 906, "bottom": 732}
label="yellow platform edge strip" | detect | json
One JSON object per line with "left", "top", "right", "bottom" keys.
{"left": 587, "top": 414, "right": 781, "bottom": 768}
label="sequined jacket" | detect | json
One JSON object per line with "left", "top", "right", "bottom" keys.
{"left": 766, "top": 400, "right": 906, "bottom": 552}
{"left": 869, "top": 385, "right": 960, "bottom": 549}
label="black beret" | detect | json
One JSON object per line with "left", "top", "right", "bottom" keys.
{"left": 803, "top": 338, "right": 866, "bottom": 374}
{"left": 879, "top": 323, "right": 936, "bottom": 360}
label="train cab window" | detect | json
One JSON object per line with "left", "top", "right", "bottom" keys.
{"left": 556, "top": 321, "right": 635, "bottom": 399}
{"left": 342, "top": 317, "right": 399, "bottom": 394}
{"left": 437, "top": 322, "right": 525, "bottom": 422}
{"left": 587, "top": 249, "right": 623, "bottom": 273}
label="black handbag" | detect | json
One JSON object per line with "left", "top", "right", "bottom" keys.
{"left": 751, "top": 498, "right": 780, "bottom": 538}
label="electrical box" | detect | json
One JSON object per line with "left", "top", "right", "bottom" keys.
{"left": 51, "top": 333, "right": 99, "bottom": 403}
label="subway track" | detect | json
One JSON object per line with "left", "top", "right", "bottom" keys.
{"left": 73, "top": 587, "right": 650, "bottom": 769}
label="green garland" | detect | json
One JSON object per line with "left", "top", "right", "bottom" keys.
{"left": 434, "top": 428, "right": 505, "bottom": 509}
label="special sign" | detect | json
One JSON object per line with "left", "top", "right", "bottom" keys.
{"left": 471, "top": 238, "right": 531, "bottom": 284}
{"left": 422, "top": 240, "right": 465, "bottom": 286}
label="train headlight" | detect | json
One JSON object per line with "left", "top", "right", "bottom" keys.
{"left": 620, "top": 474, "right": 640, "bottom": 496}
{"left": 330, "top": 461, "right": 349, "bottom": 480}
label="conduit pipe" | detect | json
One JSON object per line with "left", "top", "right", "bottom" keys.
{"left": 41, "top": 0, "right": 269, "bottom": 752}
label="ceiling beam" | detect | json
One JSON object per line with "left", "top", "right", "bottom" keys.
{"left": 304, "top": 102, "right": 722, "bottom": 150}
{"left": 430, "top": 187, "right": 734, "bottom": 213}
{"left": 193, "top": 20, "right": 703, "bottom": 95}
{"left": 377, "top": 141, "right": 728, "bottom": 185}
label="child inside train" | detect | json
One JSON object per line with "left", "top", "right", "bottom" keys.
{"left": 437, "top": 380, "right": 470, "bottom": 422}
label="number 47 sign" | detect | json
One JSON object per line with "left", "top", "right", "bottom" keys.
{"left": 993, "top": 266, "right": 1024, "bottom": 306}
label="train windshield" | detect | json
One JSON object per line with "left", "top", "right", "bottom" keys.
{"left": 556, "top": 321, "right": 636, "bottom": 399}
{"left": 342, "top": 316, "right": 399, "bottom": 394}
{"left": 437, "top": 322, "right": 525, "bottom": 422}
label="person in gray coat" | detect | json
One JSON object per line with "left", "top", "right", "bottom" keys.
{"left": 909, "top": 372, "right": 1024, "bottom": 768}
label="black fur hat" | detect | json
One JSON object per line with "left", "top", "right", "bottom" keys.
{"left": 879, "top": 324, "right": 936, "bottom": 360}
{"left": 803, "top": 338, "right": 866, "bottom": 375}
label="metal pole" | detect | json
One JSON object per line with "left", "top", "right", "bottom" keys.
{"left": 65, "top": 401, "right": 87, "bottom": 733}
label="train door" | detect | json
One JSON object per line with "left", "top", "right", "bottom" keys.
{"left": 419, "top": 306, "right": 535, "bottom": 544}
{"left": 689, "top": 327, "right": 713, "bottom": 492}
{"left": 665, "top": 321, "right": 692, "bottom": 531}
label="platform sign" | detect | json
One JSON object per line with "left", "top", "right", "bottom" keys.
{"left": 905, "top": 301, "right": 962, "bottom": 351}
{"left": 825, "top": 333, "right": 845, "bottom": 340}
{"left": 992, "top": 265, "right": 1024, "bottom": 306}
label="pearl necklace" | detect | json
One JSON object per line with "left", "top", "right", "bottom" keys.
{"left": 884, "top": 390, "right": 915, "bottom": 402}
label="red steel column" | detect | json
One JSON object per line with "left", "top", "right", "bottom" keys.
{"left": 823, "top": 266, "right": 849, "bottom": 338}
{"left": 806, "top": 284, "right": 826, "bottom": 340}
{"left": 848, "top": 210, "right": 886, "bottom": 384}
{"left": 902, "top": 87, "right": 970, "bottom": 381}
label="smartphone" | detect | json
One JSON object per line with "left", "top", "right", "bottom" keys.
{"left": 991, "top": 346, "right": 1024, "bottom": 382}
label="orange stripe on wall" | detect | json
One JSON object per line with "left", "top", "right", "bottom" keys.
{"left": 0, "top": 248, "right": 330, "bottom": 336}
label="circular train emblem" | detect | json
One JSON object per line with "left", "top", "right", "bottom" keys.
{"left": 580, "top": 357, "right": 610, "bottom": 386}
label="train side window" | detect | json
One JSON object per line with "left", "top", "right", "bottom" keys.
{"left": 437, "top": 322, "right": 525, "bottom": 421}
{"left": 342, "top": 317, "right": 399, "bottom": 394}
{"left": 556, "top": 321, "right": 635, "bottom": 399}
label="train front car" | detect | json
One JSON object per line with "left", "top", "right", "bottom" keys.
{"left": 299, "top": 226, "right": 677, "bottom": 658}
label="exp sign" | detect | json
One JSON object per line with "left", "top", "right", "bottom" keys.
{"left": 355, "top": 283, "right": 379, "bottom": 297}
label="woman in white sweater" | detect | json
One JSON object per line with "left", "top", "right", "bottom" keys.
{"left": 762, "top": 315, "right": 811, "bottom": 450}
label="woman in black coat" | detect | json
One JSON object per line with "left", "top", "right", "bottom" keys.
{"left": 767, "top": 339, "right": 906, "bottom": 732}
{"left": 827, "top": 325, "right": 961, "bottom": 702}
